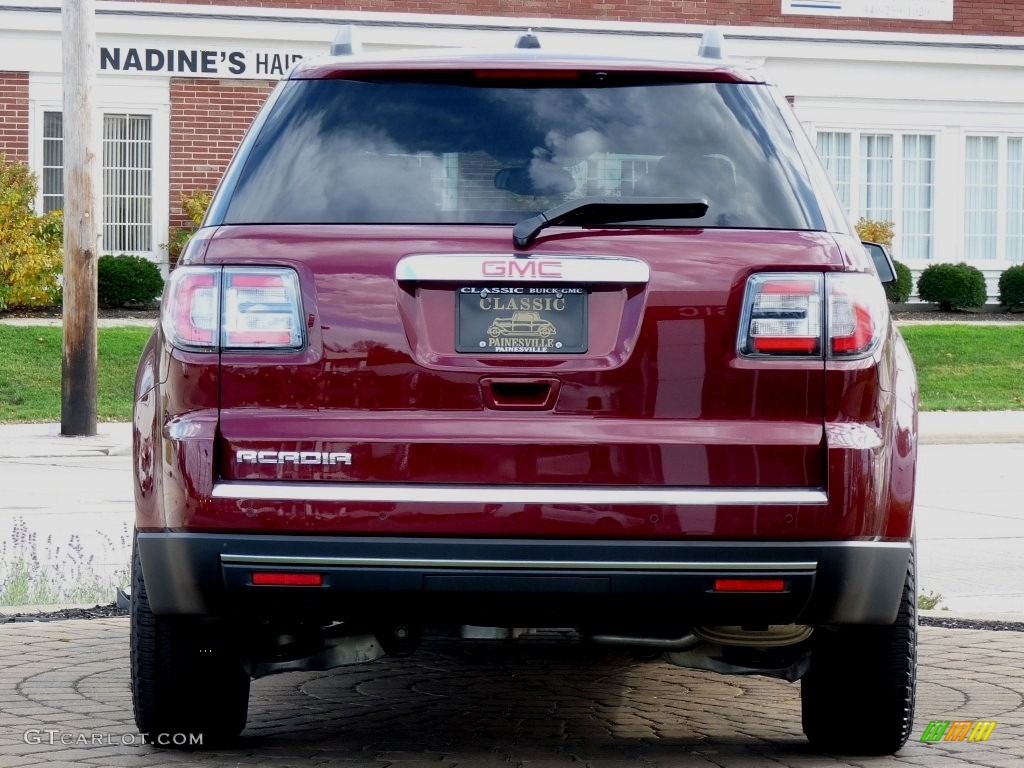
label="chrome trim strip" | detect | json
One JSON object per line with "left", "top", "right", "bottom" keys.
{"left": 211, "top": 483, "right": 827, "bottom": 505}
{"left": 395, "top": 254, "right": 650, "bottom": 283}
{"left": 220, "top": 554, "right": 818, "bottom": 572}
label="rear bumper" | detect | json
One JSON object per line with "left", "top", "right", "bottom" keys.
{"left": 137, "top": 533, "right": 910, "bottom": 626}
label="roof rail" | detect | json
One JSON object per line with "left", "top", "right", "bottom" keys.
{"left": 515, "top": 29, "right": 541, "bottom": 49}
{"left": 331, "top": 25, "right": 361, "bottom": 56}
{"left": 697, "top": 27, "right": 725, "bottom": 60}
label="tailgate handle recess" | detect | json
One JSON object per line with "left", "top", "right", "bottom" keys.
{"left": 481, "top": 378, "right": 560, "bottom": 411}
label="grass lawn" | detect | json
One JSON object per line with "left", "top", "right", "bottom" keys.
{"left": 0, "top": 323, "right": 1020, "bottom": 421}
{"left": 0, "top": 325, "right": 153, "bottom": 422}
{"left": 899, "top": 325, "right": 1024, "bottom": 411}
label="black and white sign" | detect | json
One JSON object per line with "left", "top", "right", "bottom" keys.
{"left": 100, "top": 47, "right": 304, "bottom": 78}
{"left": 456, "top": 286, "right": 588, "bottom": 354}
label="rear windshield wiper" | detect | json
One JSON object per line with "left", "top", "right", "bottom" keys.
{"left": 512, "top": 196, "right": 709, "bottom": 248}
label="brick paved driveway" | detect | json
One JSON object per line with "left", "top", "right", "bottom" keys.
{"left": 1, "top": 619, "right": 1022, "bottom": 767}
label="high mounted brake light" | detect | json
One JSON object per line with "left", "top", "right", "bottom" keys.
{"left": 162, "top": 266, "right": 304, "bottom": 352}
{"left": 472, "top": 69, "right": 579, "bottom": 80}
{"left": 739, "top": 272, "right": 887, "bottom": 359}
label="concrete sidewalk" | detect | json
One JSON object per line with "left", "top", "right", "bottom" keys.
{"left": 2, "top": 411, "right": 1022, "bottom": 458}
{"left": 0, "top": 421, "right": 132, "bottom": 458}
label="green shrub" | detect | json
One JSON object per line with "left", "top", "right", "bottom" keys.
{"left": 885, "top": 259, "right": 913, "bottom": 303}
{"left": 917, "top": 262, "right": 987, "bottom": 311}
{"left": 0, "top": 154, "right": 63, "bottom": 310}
{"left": 999, "top": 264, "right": 1024, "bottom": 310}
{"left": 97, "top": 254, "right": 164, "bottom": 308}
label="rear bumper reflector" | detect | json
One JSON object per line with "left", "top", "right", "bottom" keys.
{"left": 252, "top": 572, "right": 324, "bottom": 586}
{"left": 210, "top": 483, "right": 827, "bottom": 506}
{"left": 714, "top": 578, "right": 787, "bottom": 592}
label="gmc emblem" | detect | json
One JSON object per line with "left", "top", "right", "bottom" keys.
{"left": 481, "top": 259, "right": 562, "bottom": 279}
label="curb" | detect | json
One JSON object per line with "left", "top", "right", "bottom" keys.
{"left": 0, "top": 422, "right": 133, "bottom": 459}
{"left": 918, "top": 411, "right": 1024, "bottom": 445}
{"left": 0, "top": 318, "right": 156, "bottom": 328}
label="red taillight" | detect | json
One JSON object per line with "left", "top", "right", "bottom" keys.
{"left": 759, "top": 280, "right": 818, "bottom": 295}
{"left": 739, "top": 272, "right": 887, "bottom": 359}
{"left": 751, "top": 336, "right": 819, "bottom": 354}
{"left": 222, "top": 268, "right": 303, "bottom": 350}
{"left": 252, "top": 572, "right": 323, "bottom": 587}
{"left": 162, "top": 267, "right": 219, "bottom": 349}
{"left": 714, "top": 578, "right": 786, "bottom": 593}
{"left": 830, "top": 303, "right": 874, "bottom": 354}
{"left": 741, "top": 274, "right": 823, "bottom": 356}
{"left": 827, "top": 274, "right": 886, "bottom": 356}
{"left": 161, "top": 266, "right": 304, "bottom": 352}
{"left": 229, "top": 274, "right": 285, "bottom": 288}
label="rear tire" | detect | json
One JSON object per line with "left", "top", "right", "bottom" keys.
{"left": 801, "top": 541, "right": 917, "bottom": 755}
{"left": 130, "top": 537, "right": 250, "bottom": 747}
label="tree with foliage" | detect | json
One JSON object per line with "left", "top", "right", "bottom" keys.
{"left": 164, "top": 189, "right": 213, "bottom": 265}
{"left": 0, "top": 155, "right": 63, "bottom": 310}
{"left": 854, "top": 218, "right": 894, "bottom": 248}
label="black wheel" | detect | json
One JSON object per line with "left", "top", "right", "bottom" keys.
{"left": 130, "top": 537, "right": 250, "bottom": 747}
{"left": 801, "top": 540, "right": 916, "bottom": 755}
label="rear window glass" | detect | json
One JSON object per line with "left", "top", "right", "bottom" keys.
{"left": 224, "top": 77, "right": 823, "bottom": 230}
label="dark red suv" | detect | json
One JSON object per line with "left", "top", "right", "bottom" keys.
{"left": 131, "top": 32, "right": 918, "bottom": 755}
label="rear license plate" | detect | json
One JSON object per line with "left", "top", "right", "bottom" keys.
{"left": 456, "top": 286, "right": 588, "bottom": 354}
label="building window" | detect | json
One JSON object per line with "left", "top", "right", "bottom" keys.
{"left": 584, "top": 154, "right": 658, "bottom": 196}
{"left": 964, "top": 135, "right": 1024, "bottom": 263}
{"left": 102, "top": 114, "right": 153, "bottom": 253}
{"left": 40, "top": 111, "right": 154, "bottom": 254}
{"left": 902, "top": 135, "right": 935, "bottom": 262}
{"left": 860, "top": 134, "right": 893, "bottom": 221}
{"left": 964, "top": 136, "right": 1000, "bottom": 261}
{"left": 1005, "top": 138, "right": 1024, "bottom": 265}
{"left": 814, "top": 130, "right": 935, "bottom": 260}
{"left": 41, "top": 112, "right": 63, "bottom": 214}
{"left": 815, "top": 132, "right": 851, "bottom": 210}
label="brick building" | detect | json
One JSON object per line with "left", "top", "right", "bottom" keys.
{"left": 1, "top": 0, "right": 1023, "bottom": 295}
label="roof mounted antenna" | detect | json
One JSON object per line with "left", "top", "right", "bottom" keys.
{"left": 331, "top": 25, "right": 361, "bottom": 56}
{"left": 697, "top": 27, "right": 725, "bottom": 60}
{"left": 515, "top": 29, "right": 541, "bottom": 49}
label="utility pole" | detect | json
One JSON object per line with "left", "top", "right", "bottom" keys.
{"left": 61, "top": 0, "right": 98, "bottom": 436}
